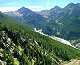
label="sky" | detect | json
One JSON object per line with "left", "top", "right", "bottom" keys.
{"left": 0, "top": 0, "right": 80, "bottom": 12}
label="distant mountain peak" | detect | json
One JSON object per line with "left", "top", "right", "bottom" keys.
{"left": 67, "top": 3, "right": 80, "bottom": 6}
{"left": 54, "top": 6, "right": 61, "bottom": 9}
{"left": 21, "top": 6, "right": 26, "bottom": 8}
{"left": 50, "top": 6, "right": 61, "bottom": 12}
{"left": 68, "top": 3, "right": 75, "bottom": 5}
{"left": 65, "top": 3, "right": 76, "bottom": 8}
{"left": 17, "top": 7, "right": 32, "bottom": 14}
{"left": 19, "top": 7, "right": 28, "bottom": 10}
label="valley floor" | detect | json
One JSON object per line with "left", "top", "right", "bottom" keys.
{"left": 61, "top": 59, "right": 80, "bottom": 65}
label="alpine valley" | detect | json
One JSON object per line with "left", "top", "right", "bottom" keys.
{"left": 0, "top": 2, "right": 79, "bottom": 65}
{"left": 5, "top": 3, "right": 80, "bottom": 48}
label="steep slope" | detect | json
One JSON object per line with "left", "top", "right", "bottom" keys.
{"left": 5, "top": 3, "right": 80, "bottom": 48}
{"left": 5, "top": 3, "right": 80, "bottom": 40}
{"left": 37, "top": 10, "right": 49, "bottom": 18}
{"left": 39, "top": 3, "right": 80, "bottom": 46}
{"left": 5, "top": 7, "right": 47, "bottom": 29}
{"left": 0, "top": 12, "right": 80, "bottom": 65}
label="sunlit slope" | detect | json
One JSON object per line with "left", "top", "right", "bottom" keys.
{"left": 0, "top": 12, "right": 80, "bottom": 65}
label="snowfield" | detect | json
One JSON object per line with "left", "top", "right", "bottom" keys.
{"left": 34, "top": 28, "right": 75, "bottom": 48}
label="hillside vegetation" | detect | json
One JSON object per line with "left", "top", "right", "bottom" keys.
{"left": 0, "top": 13, "right": 80, "bottom": 65}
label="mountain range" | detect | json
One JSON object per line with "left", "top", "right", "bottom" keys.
{"left": 0, "top": 2, "right": 80, "bottom": 65}
{"left": 0, "top": 11, "right": 80, "bottom": 65}
{"left": 5, "top": 3, "right": 80, "bottom": 47}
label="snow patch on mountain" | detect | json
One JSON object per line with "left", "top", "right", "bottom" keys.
{"left": 34, "top": 28, "right": 75, "bottom": 48}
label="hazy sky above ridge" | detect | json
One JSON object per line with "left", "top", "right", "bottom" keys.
{"left": 0, "top": 0, "right": 80, "bottom": 12}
